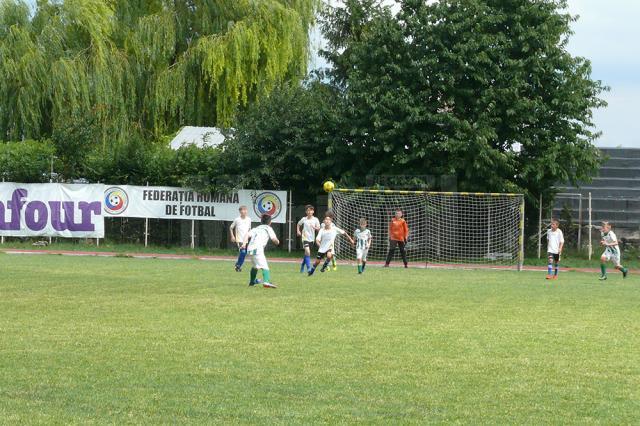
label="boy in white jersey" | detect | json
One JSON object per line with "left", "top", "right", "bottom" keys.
{"left": 308, "top": 216, "right": 354, "bottom": 275}
{"left": 297, "top": 205, "right": 320, "bottom": 273}
{"left": 546, "top": 219, "right": 564, "bottom": 280}
{"left": 324, "top": 210, "right": 338, "bottom": 271}
{"left": 599, "top": 221, "right": 629, "bottom": 280}
{"left": 242, "top": 213, "right": 280, "bottom": 288}
{"left": 354, "top": 218, "right": 373, "bottom": 274}
{"left": 230, "top": 205, "right": 252, "bottom": 272}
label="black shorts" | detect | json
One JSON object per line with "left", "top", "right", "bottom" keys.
{"left": 316, "top": 250, "right": 331, "bottom": 260}
{"left": 547, "top": 252, "right": 560, "bottom": 262}
{"left": 303, "top": 240, "right": 314, "bottom": 249}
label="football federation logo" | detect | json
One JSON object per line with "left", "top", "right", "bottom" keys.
{"left": 104, "top": 187, "right": 129, "bottom": 215}
{"left": 253, "top": 192, "right": 282, "bottom": 220}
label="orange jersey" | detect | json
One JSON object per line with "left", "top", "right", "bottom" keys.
{"left": 389, "top": 218, "right": 409, "bottom": 241}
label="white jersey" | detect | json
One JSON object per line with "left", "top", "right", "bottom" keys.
{"left": 298, "top": 216, "right": 320, "bottom": 242}
{"left": 247, "top": 225, "right": 276, "bottom": 253}
{"left": 546, "top": 229, "right": 564, "bottom": 254}
{"left": 316, "top": 226, "right": 345, "bottom": 253}
{"left": 601, "top": 230, "right": 620, "bottom": 256}
{"left": 231, "top": 216, "right": 252, "bottom": 242}
{"left": 354, "top": 228, "right": 372, "bottom": 250}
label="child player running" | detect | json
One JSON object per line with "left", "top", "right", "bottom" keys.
{"left": 297, "top": 205, "right": 321, "bottom": 273}
{"left": 599, "top": 221, "right": 629, "bottom": 280}
{"left": 308, "top": 216, "right": 354, "bottom": 275}
{"left": 242, "top": 213, "right": 280, "bottom": 288}
{"left": 230, "top": 205, "right": 251, "bottom": 272}
{"left": 545, "top": 219, "right": 564, "bottom": 280}
{"left": 324, "top": 210, "right": 338, "bottom": 271}
{"left": 355, "top": 218, "right": 373, "bottom": 274}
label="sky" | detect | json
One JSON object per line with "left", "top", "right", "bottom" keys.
{"left": 565, "top": 0, "right": 640, "bottom": 148}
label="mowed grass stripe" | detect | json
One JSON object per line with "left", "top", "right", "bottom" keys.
{"left": 0, "top": 254, "right": 638, "bottom": 423}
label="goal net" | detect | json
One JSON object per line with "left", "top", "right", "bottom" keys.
{"left": 329, "top": 189, "right": 524, "bottom": 269}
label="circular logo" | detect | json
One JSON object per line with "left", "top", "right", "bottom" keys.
{"left": 104, "top": 187, "right": 129, "bottom": 215}
{"left": 253, "top": 192, "right": 282, "bottom": 220}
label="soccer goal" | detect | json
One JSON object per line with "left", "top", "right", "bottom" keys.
{"left": 329, "top": 189, "right": 525, "bottom": 270}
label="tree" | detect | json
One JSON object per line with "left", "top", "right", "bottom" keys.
{"left": 0, "top": 0, "right": 317, "bottom": 143}
{"left": 0, "top": 139, "right": 60, "bottom": 182}
{"left": 220, "top": 80, "right": 346, "bottom": 198}
{"left": 320, "top": 0, "right": 606, "bottom": 200}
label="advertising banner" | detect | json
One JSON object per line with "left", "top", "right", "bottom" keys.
{"left": 103, "top": 186, "right": 288, "bottom": 223}
{"left": 0, "top": 183, "right": 105, "bottom": 238}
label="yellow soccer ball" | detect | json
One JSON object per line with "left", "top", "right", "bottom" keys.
{"left": 323, "top": 181, "right": 335, "bottom": 193}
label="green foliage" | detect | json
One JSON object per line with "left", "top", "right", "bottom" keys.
{"left": 0, "top": 0, "right": 317, "bottom": 144}
{"left": 51, "top": 109, "right": 101, "bottom": 179}
{"left": 319, "top": 0, "right": 606, "bottom": 200}
{"left": 0, "top": 139, "right": 59, "bottom": 182}
{"left": 220, "top": 80, "right": 346, "bottom": 198}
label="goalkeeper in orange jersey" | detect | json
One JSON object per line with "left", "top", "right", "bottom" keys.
{"left": 384, "top": 210, "right": 409, "bottom": 268}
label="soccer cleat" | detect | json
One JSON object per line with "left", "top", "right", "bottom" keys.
{"left": 552, "top": 275, "right": 558, "bottom": 280}
{"left": 235, "top": 265, "right": 242, "bottom": 272}
{"left": 308, "top": 268, "right": 315, "bottom": 276}
{"left": 623, "top": 269, "right": 628, "bottom": 279}
{"left": 262, "top": 282, "right": 277, "bottom": 289}
{"left": 598, "top": 275, "right": 607, "bottom": 281}
{"left": 545, "top": 275, "right": 552, "bottom": 280}
{"left": 332, "top": 265, "right": 337, "bottom": 271}
{"left": 248, "top": 279, "right": 262, "bottom": 287}
{"left": 383, "top": 264, "right": 389, "bottom": 268}
{"left": 320, "top": 266, "right": 327, "bottom": 273}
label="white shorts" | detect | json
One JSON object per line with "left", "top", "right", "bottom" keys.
{"left": 249, "top": 250, "right": 269, "bottom": 270}
{"left": 356, "top": 247, "right": 369, "bottom": 261}
{"left": 602, "top": 248, "right": 621, "bottom": 266}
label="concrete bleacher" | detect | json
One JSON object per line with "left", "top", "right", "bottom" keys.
{"left": 553, "top": 148, "right": 640, "bottom": 240}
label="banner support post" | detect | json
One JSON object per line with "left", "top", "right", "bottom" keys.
{"left": 191, "top": 220, "right": 195, "bottom": 250}
{"left": 144, "top": 218, "right": 149, "bottom": 248}
{"left": 1, "top": 179, "right": 3, "bottom": 244}
{"left": 49, "top": 160, "right": 53, "bottom": 246}
{"left": 287, "top": 190, "right": 292, "bottom": 253}
{"left": 144, "top": 182, "right": 149, "bottom": 248}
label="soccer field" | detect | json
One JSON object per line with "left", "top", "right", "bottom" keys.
{"left": 1, "top": 254, "right": 639, "bottom": 423}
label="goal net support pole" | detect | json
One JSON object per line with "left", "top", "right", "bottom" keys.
{"left": 329, "top": 188, "right": 525, "bottom": 270}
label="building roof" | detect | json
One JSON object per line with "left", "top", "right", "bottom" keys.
{"left": 169, "top": 126, "right": 225, "bottom": 150}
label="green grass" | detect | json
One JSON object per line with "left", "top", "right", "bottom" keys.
{"left": 3, "top": 239, "right": 639, "bottom": 269}
{"left": 1, "top": 253, "right": 639, "bottom": 423}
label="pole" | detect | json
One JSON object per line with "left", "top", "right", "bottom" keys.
{"left": 577, "top": 194, "right": 583, "bottom": 251}
{"left": 537, "top": 194, "right": 542, "bottom": 259}
{"left": 487, "top": 204, "right": 491, "bottom": 258}
{"left": 1, "top": 178, "right": 3, "bottom": 244}
{"left": 49, "top": 156, "right": 53, "bottom": 246}
{"left": 287, "top": 190, "right": 292, "bottom": 253}
{"left": 518, "top": 196, "right": 525, "bottom": 271}
{"left": 144, "top": 182, "right": 149, "bottom": 248}
{"left": 588, "top": 192, "right": 592, "bottom": 260}
{"left": 191, "top": 220, "right": 195, "bottom": 250}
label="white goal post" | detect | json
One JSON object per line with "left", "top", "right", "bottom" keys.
{"left": 329, "top": 189, "right": 525, "bottom": 270}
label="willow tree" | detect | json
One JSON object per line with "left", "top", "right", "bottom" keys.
{"left": 0, "top": 0, "right": 316, "bottom": 143}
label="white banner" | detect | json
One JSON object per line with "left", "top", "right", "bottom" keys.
{"left": 103, "top": 186, "right": 288, "bottom": 223}
{"left": 0, "top": 183, "right": 105, "bottom": 238}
